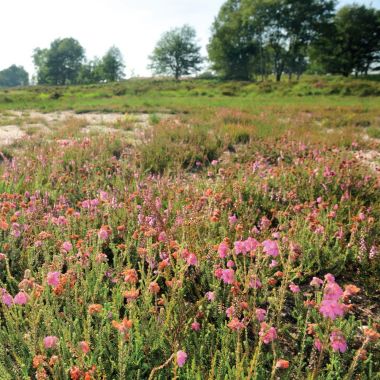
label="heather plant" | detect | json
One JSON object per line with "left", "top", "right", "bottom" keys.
{"left": 0, "top": 84, "right": 379, "bottom": 379}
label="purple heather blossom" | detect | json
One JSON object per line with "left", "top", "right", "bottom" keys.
{"left": 177, "top": 350, "right": 188, "bottom": 367}
{"left": 262, "top": 240, "right": 279, "bottom": 257}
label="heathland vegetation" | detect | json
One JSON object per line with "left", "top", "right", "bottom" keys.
{"left": 0, "top": 0, "right": 379, "bottom": 379}
{"left": 0, "top": 74, "right": 379, "bottom": 379}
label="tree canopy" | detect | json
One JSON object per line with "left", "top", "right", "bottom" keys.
{"left": 9, "top": 1, "right": 380, "bottom": 87}
{"left": 149, "top": 25, "right": 203, "bottom": 80}
{"left": 101, "top": 46, "right": 125, "bottom": 82}
{"left": 0, "top": 65, "right": 29, "bottom": 88}
{"left": 33, "top": 38, "right": 85, "bottom": 85}
{"left": 33, "top": 39, "right": 125, "bottom": 85}
{"left": 208, "top": 0, "right": 336, "bottom": 81}
{"left": 310, "top": 4, "right": 380, "bottom": 76}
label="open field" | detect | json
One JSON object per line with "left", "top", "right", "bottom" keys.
{"left": 0, "top": 78, "right": 379, "bottom": 379}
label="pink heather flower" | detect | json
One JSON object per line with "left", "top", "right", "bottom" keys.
{"left": 98, "top": 228, "right": 109, "bottom": 240}
{"left": 47, "top": 271, "right": 60, "bottom": 288}
{"left": 43, "top": 335, "right": 59, "bottom": 349}
{"left": 310, "top": 277, "right": 323, "bottom": 287}
{"left": 221, "top": 269, "right": 235, "bottom": 284}
{"left": 191, "top": 321, "right": 201, "bottom": 331}
{"left": 324, "top": 282, "right": 343, "bottom": 301}
{"left": 289, "top": 284, "right": 300, "bottom": 293}
{"left": 259, "top": 323, "right": 277, "bottom": 344}
{"left": 214, "top": 268, "right": 223, "bottom": 279}
{"left": 226, "top": 306, "right": 235, "bottom": 318}
{"left": 249, "top": 276, "right": 262, "bottom": 289}
{"left": 14, "top": 291, "right": 28, "bottom": 305}
{"left": 319, "top": 300, "right": 345, "bottom": 320}
{"left": 330, "top": 330, "right": 347, "bottom": 353}
{"left": 244, "top": 237, "right": 260, "bottom": 252}
{"left": 186, "top": 253, "right": 198, "bottom": 266}
{"left": 99, "top": 191, "right": 109, "bottom": 201}
{"left": 61, "top": 241, "right": 72, "bottom": 252}
{"left": 34, "top": 240, "right": 43, "bottom": 247}
{"left": 255, "top": 308, "right": 267, "bottom": 322}
{"left": 324, "top": 273, "right": 335, "bottom": 283}
{"left": 269, "top": 260, "right": 278, "bottom": 268}
{"left": 234, "top": 240, "right": 247, "bottom": 255}
{"left": 158, "top": 231, "right": 167, "bottom": 242}
{"left": 1, "top": 290, "right": 13, "bottom": 307}
{"left": 226, "top": 260, "right": 235, "bottom": 268}
{"left": 79, "top": 341, "right": 90, "bottom": 354}
{"left": 262, "top": 240, "right": 279, "bottom": 257}
{"left": 251, "top": 226, "right": 260, "bottom": 235}
{"left": 176, "top": 350, "right": 188, "bottom": 367}
{"left": 228, "top": 317, "right": 245, "bottom": 331}
{"left": 228, "top": 214, "right": 238, "bottom": 225}
{"left": 259, "top": 216, "right": 271, "bottom": 231}
{"left": 206, "top": 291, "right": 215, "bottom": 302}
{"left": 218, "top": 242, "right": 229, "bottom": 258}
{"left": 314, "top": 338, "right": 323, "bottom": 351}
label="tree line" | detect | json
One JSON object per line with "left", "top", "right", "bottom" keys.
{"left": 208, "top": 0, "right": 380, "bottom": 81}
{"left": 0, "top": 1, "right": 379, "bottom": 87}
{"left": 0, "top": 40, "right": 125, "bottom": 88}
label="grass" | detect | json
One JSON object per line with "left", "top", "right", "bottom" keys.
{"left": 0, "top": 76, "right": 379, "bottom": 379}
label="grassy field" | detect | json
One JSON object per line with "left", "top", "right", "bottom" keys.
{"left": 0, "top": 77, "right": 379, "bottom": 379}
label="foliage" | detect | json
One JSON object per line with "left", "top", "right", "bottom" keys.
{"left": 33, "top": 39, "right": 125, "bottom": 86}
{"left": 0, "top": 106, "right": 379, "bottom": 378}
{"left": 0, "top": 79, "right": 379, "bottom": 378}
{"left": 0, "top": 65, "right": 29, "bottom": 88}
{"left": 33, "top": 38, "right": 85, "bottom": 85}
{"left": 208, "top": 0, "right": 336, "bottom": 81}
{"left": 310, "top": 4, "right": 380, "bottom": 76}
{"left": 149, "top": 25, "right": 203, "bottom": 80}
{"left": 100, "top": 46, "right": 125, "bottom": 82}
{"left": 208, "top": 0, "right": 258, "bottom": 80}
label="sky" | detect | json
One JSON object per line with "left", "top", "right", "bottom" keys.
{"left": 0, "top": 0, "right": 379, "bottom": 79}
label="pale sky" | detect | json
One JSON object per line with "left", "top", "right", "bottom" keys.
{"left": 0, "top": 0, "right": 379, "bottom": 79}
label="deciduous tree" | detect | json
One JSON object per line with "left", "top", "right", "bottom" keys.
{"left": 0, "top": 65, "right": 29, "bottom": 87}
{"left": 149, "top": 25, "right": 203, "bottom": 80}
{"left": 33, "top": 38, "right": 85, "bottom": 85}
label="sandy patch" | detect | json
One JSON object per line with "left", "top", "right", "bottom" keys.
{"left": 0, "top": 125, "right": 25, "bottom": 146}
{"left": 0, "top": 111, "right": 171, "bottom": 147}
{"left": 355, "top": 150, "right": 380, "bottom": 173}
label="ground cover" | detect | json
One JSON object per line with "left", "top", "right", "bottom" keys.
{"left": 0, "top": 78, "right": 379, "bottom": 379}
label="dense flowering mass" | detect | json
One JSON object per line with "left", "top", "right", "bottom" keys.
{"left": 0, "top": 104, "right": 378, "bottom": 379}
{"left": 319, "top": 274, "right": 346, "bottom": 320}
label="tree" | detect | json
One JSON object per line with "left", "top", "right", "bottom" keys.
{"left": 77, "top": 58, "right": 104, "bottom": 84}
{"left": 33, "top": 38, "right": 85, "bottom": 85}
{"left": 278, "top": 0, "right": 336, "bottom": 79}
{"left": 310, "top": 4, "right": 380, "bottom": 76}
{"left": 100, "top": 46, "right": 125, "bottom": 82}
{"left": 208, "top": 0, "right": 258, "bottom": 80}
{"left": 0, "top": 65, "right": 29, "bottom": 87}
{"left": 208, "top": 0, "right": 336, "bottom": 81}
{"left": 149, "top": 25, "right": 203, "bottom": 80}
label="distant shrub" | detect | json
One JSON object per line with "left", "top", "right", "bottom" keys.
{"left": 149, "top": 113, "right": 161, "bottom": 125}
{"left": 139, "top": 120, "right": 223, "bottom": 173}
{"left": 112, "top": 86, "right": 127, "bottom": 96}
{"left": 49, "top": 91, "right": 62, "bottom": 100}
